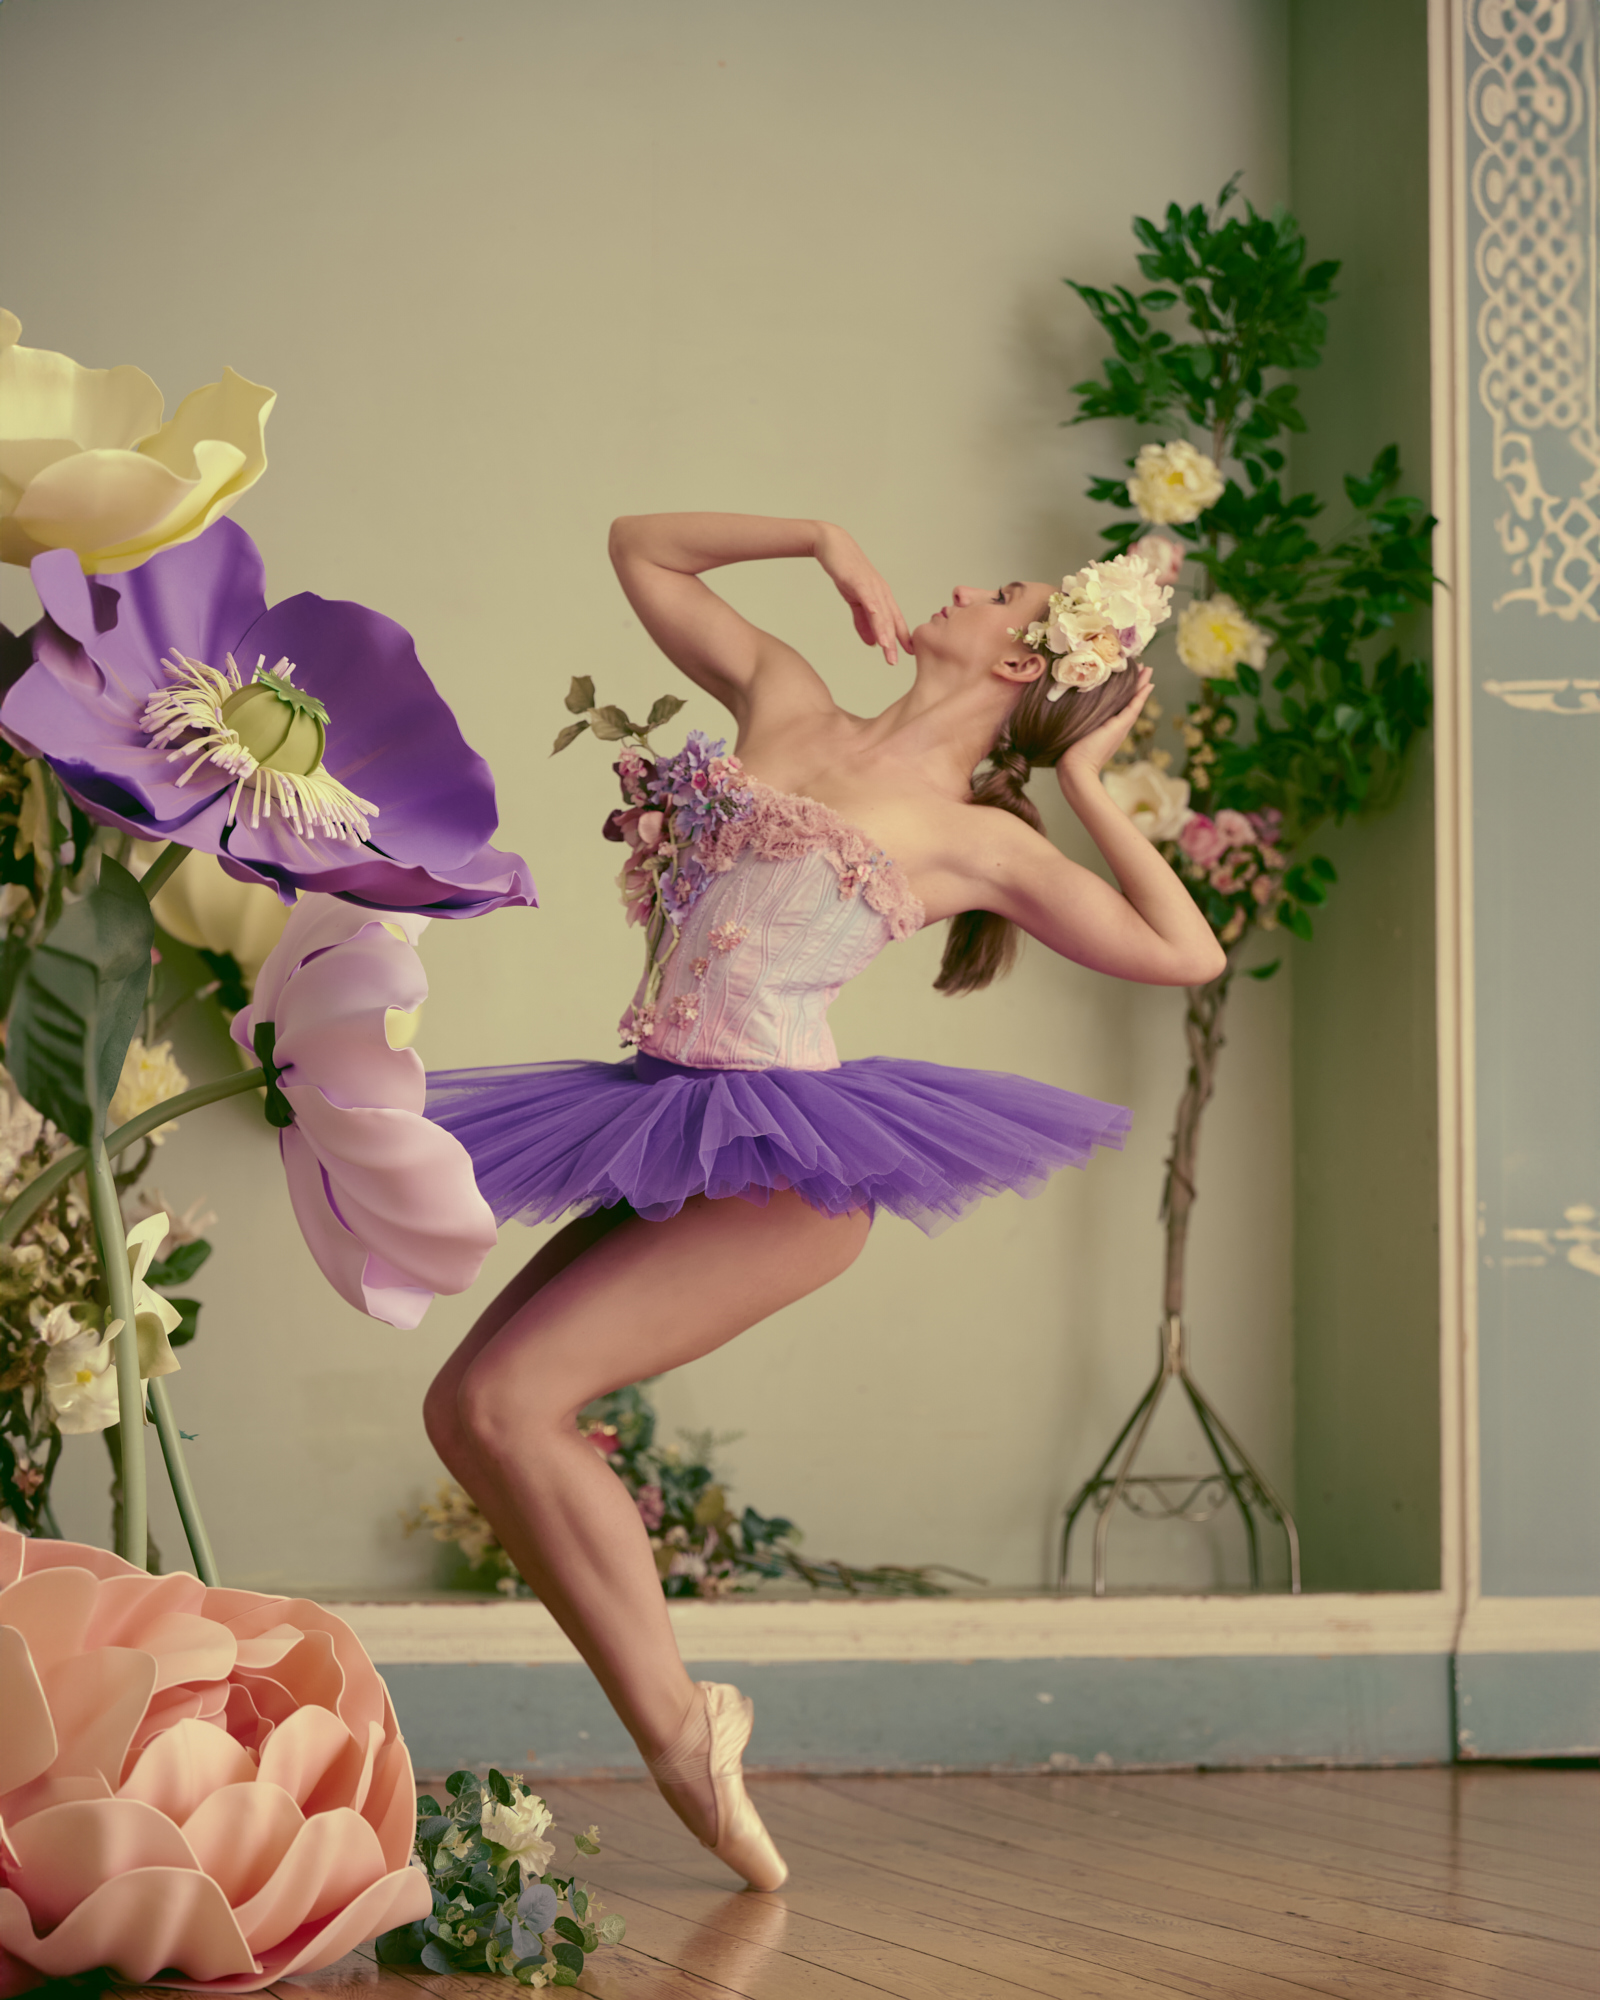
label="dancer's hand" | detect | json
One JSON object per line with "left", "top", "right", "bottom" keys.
{"left": 815, "top": 524, "right": 913, "bottom": 665}
{"left": 1055, "top": 666, "right": 1155, "bottom": 783}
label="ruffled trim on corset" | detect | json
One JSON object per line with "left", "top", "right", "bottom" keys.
{"left": 701, "top": 780, "right": 925, "bottom": 938}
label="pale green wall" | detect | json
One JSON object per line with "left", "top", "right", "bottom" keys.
{"left": 1, "top": 0, "right": 1301, "bottom": 1594}
{"left": 1287, "top": 0, "right": 1441, "bottom": 1590}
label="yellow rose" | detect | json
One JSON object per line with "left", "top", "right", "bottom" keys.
{"left": 0, "top": 309, "right": 274, "bottom": 574}
{"left": 1176, "top": 594, "right": 1270, "bottom": 680}
{"left": 1128, "top": 439, "right": 1224, "bottom": 526}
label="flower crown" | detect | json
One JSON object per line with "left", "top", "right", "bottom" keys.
{"left": 1011, "top": 551, "right": 1173, "bottom": 701}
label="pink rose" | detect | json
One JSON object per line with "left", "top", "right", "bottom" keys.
{"left": 636, "top": 1484, "right": 665, "bottom": 1531}
{"left": 1210, "top": 851, "right": 1256, "bottom": 894}
{"left": 0, "top": 1525, "right": 428, "bottom": 1991}
{"left": 1179, "top": 814, "right": 1226, "bottom": 867}
{"left": 1249, "top": 807, "right": 1283, "bottom": 843}
{"left": 1129, "top": 535, "right": 1185, "bottom": 589}
{"left": 1251, "top": 873, "right": 1277, "bottom": 905}
{"left": 1213, "top": 809, "right": 1256, "bottom": 849}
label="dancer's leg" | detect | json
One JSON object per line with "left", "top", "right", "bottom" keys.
{"left": 434, "top": 1191, "right": 870, "bottom": 1841}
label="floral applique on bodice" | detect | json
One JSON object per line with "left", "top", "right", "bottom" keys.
{"left": 610, "top": 758, "right": 924, "bottom": 1072}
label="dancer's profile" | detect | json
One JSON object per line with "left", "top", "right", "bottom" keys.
{"left": 424, "top": 514, "right": 1224, "bottom": 1890}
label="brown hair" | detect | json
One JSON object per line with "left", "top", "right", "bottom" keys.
{"left": 934, "top": 666, "right": 1146, "bottom": 995}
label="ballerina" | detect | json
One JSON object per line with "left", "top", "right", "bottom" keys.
{"left": 423, "top": 513, "right": 1224, "bottom": 1891}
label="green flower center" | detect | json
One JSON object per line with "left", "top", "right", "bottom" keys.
{"left": 219, "top": 670, "right": 329, "bottom": 777}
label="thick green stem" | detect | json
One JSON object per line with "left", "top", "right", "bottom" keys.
{"left": 0, "top": 1069, "right": 266, "bottom": 1248}
{"left": 147, "top": 1376, "right": 219, "bottom": 1585}
{"left": 88, "top": 1141, "right": 145, "bottom": 1569}
{"left": 139, "top": 840, "right": 190, "bottom": 901}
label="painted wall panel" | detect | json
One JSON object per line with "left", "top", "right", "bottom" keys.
{"left": 1461, "top": 0, "right": 1600, "bottom": 1597}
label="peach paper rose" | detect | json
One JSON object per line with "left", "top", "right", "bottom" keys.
{"left": 0, "top": 1524, "right": 428, "bottom": 1991}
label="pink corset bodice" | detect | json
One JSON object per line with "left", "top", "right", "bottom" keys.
{"left": 621, "top": 782, "right": 925, "bottom": 1071}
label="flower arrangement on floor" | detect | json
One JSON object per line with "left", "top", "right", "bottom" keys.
{"left": 1065, "top": 178, "right": 1434, "bottom": 1331}
{"left": 409, "top": 1381, "right": 978, "bottom": 1599}
{"left": 375, "top": 1769, "right": 624, "bottom": 1986}
{"left": 0, "top": 312, "right": 537, "bottom": 1988}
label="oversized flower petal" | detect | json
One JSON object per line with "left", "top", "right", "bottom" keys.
{"left": 118, "top": 1718, "right": 256, "bottom": 1823}
{"left": 0, "top": 310, "right": 273, "bottom": 574}
{"left": 0, "top": 1872, "right": 257, "bottom": 1984}
{"left": 0, "top": 1628, "right": 55, "bottom": 1798}
{"left": 6, "top": 1797, "right": 203, "bottom": 1928}
{"left": 233, "top": 896, "right": 496, "bottom": 1324}
{"left": 231, "top": 1807, "right": 387, "bottom": 1951}
{"left": 2, "top": 519, "right": 535, "bottom": 915}
{"left": 179, "top": 1782, "right": 305, "bottom": 1906}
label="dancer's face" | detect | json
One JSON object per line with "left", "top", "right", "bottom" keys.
{"left": 912, "top": 580, "right": 1052, "bottom": 679}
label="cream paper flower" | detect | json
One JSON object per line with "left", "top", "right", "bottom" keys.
{"left": 133, "top": 838, "right": 289, "bottom": 989}
{"left": 39, "top": 1303, "right": 120, "bottom": 1435}
{"left": 480, "top": 1790, "right": 557, "bottom": 1880}
{"left": 1102, "top": 760, "right": 1194, "bottom": 843}
{"left": 0, "top": 309, "right": 274, "bottom": 574}
{"left": 1176, "top": 594, "right": 1271, "bottom": 680}
{"left": 109, "top": 1036, "right": 189, "bottom": 1142}
{"left": 1128, "top": 439, "right": 1224, "bottom": 526}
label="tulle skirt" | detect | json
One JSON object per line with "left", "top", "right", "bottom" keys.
{"left": 426, "top": 1050, "right": 1131, "bottom": 1235}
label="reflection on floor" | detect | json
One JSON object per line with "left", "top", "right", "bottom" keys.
{"left": 132, "top": 1765, "right": 1598, "bottom": 1997}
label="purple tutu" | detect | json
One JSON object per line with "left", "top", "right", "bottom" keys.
{"left": 426, "top": 1051, "right": 1131, "bottom": 1235}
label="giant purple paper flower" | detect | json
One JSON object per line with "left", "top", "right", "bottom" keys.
{"left": 0, "top": 518, "right": 535, "bottom": 915}
{"left": 232, "top": 895, "right": 498, "bottom": 1329}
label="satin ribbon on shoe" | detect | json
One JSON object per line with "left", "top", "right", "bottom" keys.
{"left": 647, "top": 1681, "right": 788, "bottom": 1892}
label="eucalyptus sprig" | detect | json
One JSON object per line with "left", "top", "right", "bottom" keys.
{"left": 551, "top": 676, "right": 684, "bottom": 755}
{"left": 376, "top": 1767, "right": 623, "bottom": 1987}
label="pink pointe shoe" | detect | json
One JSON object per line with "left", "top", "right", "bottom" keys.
{"left": 647, "top": 1681, "right": 789, "bottom": 1891}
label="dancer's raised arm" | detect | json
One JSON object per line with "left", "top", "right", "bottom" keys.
{"left": 608, "top": 513, "right": 911, "bottom": 723}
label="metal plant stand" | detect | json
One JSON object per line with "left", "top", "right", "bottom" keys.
{"left": 1057, "top": 1311, "right": 1301, "bottom": 1596}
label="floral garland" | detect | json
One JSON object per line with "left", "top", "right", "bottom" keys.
{"left": 409, "top": 1381, "right": 975, "bottom": 1600}
{"left": 377, "top": 1768, "right": 623, "bottom": 1987}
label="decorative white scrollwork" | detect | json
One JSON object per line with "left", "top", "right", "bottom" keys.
{"left": 1481, "top": 675, "right": 1600, "bottom": 711}
{"left": 1468, "top": 0, "right": 1599, "bottom": 622}
{"left": 1502, "top": 1203, "right": 1600, "bottom": 1276}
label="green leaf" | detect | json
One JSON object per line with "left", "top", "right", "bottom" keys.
{"left": 553, "top": 1916, "right": 586, "bottom": 1946}
{"left": 1309, "top": 854, "right": 1338, "bottom": 881}
{"left": 572, "top": 1830, "right": 601, "bottom": 1855}
{"left": 375, "top": 1920, "right": 429, "bottom": 1964}
{"left": 586, "top": 706, "right": 633, "bottom": 742}
{"left": 570, "top": 1888, "right": 588, "bottom": 1919}
{"left": 552, "top": 1940, "right": 586, "bottom": 1973}
{"left": 147, "top": 1238, "right": 212, "bottom": 1286}
{"left": 646, "top": 693, "right": 686, "bottom": 729}
{"left": 1246, "top": 959, "right": 1281, "bottom": 981}
{"left": 551, "top": 719, "right": 589, "bottom": 755}
{"left": 7, "top": 855, "right": 153, "bottom": 1145}
{"left": 1281, "top": 905, "right": 1313, "bottom": 941}
{"left": 598, "top": 1912, "right": 627, "bottom": 1944}
{"left": 487, "top": 1767, "right": 514, "bottom": 1807}
{"left": 552, "top": 1968, "right": 580, "bottom": 1988}
{"left": 565, "top": 675, "right": 597, "bottom": 715}
{"left": 163, "top": 1296, "right": 202, "bottom": 1349}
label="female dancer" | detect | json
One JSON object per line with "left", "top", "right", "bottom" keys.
{"left": 424, "top": 514, "right": 1223, "bottom": 1890}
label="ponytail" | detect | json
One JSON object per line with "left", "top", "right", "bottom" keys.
{"left": 934, "top": 667, "right": 1145, "bottom": 996}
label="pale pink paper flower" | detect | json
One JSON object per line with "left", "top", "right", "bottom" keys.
{"left": 231, "top": 896, "right": 496, "bottom": 1329}
{"left": 0, "top": 1524, "right": 428, "bottom": 1991}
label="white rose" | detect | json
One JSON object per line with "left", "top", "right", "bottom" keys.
{"left": 1128, "top": 440, "right": 1224, "bottom": 526}
{"left": 0, "top": 309, "right": 275, "bottom": 574}
{"left": 1076, "top": 550, "right": 1173, "bottom": 650}
{"left": 1102, "top": 761, "right": 1194, "bottom": 843}
{"left": 109, "top": 1038, "right": 189, "bottom": 1143}
{"left": 1175, "top": 594, "right": 1271, "bottom": 680}
{"left": 481, "top": 1791, "right": 557, "bottom": 1879}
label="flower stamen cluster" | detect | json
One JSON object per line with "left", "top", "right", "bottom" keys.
{"left": 142, "top": 650, "right": 379, "bottom": 842}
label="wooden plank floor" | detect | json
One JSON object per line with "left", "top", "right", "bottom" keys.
{"left": 136, "top": 1768, "right": 1597, "bottom": 1999}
